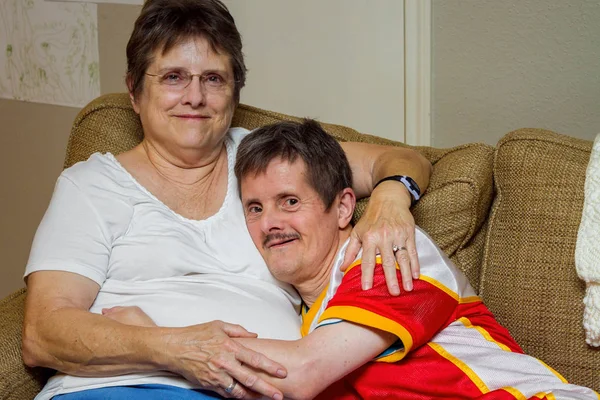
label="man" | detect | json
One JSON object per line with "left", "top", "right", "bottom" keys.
{"left": 231, "top": 119, "right": 598, "bottom": 399}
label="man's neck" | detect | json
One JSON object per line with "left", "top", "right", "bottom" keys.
{"left": 298, "top": 228, "right": 352, "bottom": 308}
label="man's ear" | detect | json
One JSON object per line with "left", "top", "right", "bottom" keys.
{"left": 337, "top": 188, "right": 356, "bottom": 229}
{"left": 126, "top": 76, "right": 141, "bottom": 115}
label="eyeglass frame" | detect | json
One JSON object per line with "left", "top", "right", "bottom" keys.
{"left": 144, "top": 70, "right": 237, "bottom": 93}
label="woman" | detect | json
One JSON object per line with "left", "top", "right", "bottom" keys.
{"left": 21, "top": 1, "right": 431, "bottom": 399}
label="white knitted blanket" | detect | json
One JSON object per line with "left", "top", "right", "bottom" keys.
{"left": 575, "top": 133, "right": 600, "bottom": 347}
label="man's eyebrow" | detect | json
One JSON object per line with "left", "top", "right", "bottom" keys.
{"left": 243, "top": 198, "right": 260, "bottom": 207}
{"left": 277, "top": 192, "right": 298, "bottom": 200}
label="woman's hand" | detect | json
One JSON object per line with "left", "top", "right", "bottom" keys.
{"left": 103, "top": 306, "right": 285, "bottom": 400}
{"left": 164, "top": 321, "right": 287, "bottom": 399}
{"left": 341, "top": 181, "right": 420, "bottom": 295}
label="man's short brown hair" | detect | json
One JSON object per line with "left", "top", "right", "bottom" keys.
{"left": 235, "top": 120, "right": 353, "bottom": 210}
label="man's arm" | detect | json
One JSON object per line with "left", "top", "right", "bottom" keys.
{"left": 237, "top": 321, "right": 396, "bottom": 400}
{"left": 340, "top": 142, "right": 432, "bottom": 295}
{"left": 100, "top": 304, "right": 394, "bottom": 400}
{"left": 237, "top": 256, "right": 457, "bottom": 399}
{"left": 23, "top": 270, "right": 287, "bottom": 399}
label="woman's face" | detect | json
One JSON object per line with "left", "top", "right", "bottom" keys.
{"left": 131, "top": 37, "right": 237, "bottom": 164}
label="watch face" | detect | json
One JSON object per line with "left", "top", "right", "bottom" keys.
{"left": 404, "top": 176, "right": 421, "bottom": 199}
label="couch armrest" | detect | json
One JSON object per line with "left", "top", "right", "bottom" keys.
{"left": 0, "top": 288, "right": 53, "bottom": 400}
{"left": 481, "top": 128, "right": 598, "bottom": 390}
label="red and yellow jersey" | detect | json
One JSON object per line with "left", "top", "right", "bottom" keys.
{"left": 302, "top": 228, "right": 599, "bottom": 400}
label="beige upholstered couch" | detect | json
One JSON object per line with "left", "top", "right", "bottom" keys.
{"left": 0, "top": 93, "right": 597, "bottom": 398}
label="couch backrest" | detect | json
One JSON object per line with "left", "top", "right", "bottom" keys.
{"left": 480, "top": 129, "right": 598, "bottom": 389}
{"left": 66, "top": 93, "right": 495, "bottom": 291}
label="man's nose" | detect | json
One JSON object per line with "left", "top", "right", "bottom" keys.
{"left": 261, "top": 207, "right": 285, "bottom": 233}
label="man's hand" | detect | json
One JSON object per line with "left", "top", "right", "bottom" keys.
{"left": 341, "top": 181, "right": 420, "bottom": 295}
{"left": 103, "top": 306, "right": 286, "bottom": 400}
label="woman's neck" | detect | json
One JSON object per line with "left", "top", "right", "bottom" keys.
{"left": 140, "top": 139, "right": 226, "bottom": 187}
{"left": 116, "top": 139, "right": 229, "bottom": 220}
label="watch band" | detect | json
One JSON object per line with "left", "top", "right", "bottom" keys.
{"left": 373, "top": 175, "right": 421, "bottom": 207}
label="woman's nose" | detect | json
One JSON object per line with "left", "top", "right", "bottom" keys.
{"left": 181, "top": 76, "right": 206, "bottom": 107}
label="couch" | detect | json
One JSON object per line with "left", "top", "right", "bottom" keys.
{"left": 0, "top": 93, "right": 597, "bottom": 398}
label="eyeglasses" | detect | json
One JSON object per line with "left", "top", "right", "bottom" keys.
{"left": 145, "top": 70, "right": 234, "bottom": 94}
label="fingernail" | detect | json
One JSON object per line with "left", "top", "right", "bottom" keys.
{"left": 405, "top": 282, "right": 413, "bottom": 291}
{"left": 276, "top": 368, "right": 286, "bottom": 377}
{"left": 413, "top": 272, "right": 420, "bottom": 279}
{"left": 363, "top": 283, "right": 372, "bottom": 290}
{"left": 392, "top": 285, "right": 400, "bottom": 296}
{"left": 273, "top": 394, "right": 283, "bottom": 400}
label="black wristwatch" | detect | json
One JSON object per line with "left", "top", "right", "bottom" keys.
{"left": 373, "top": 175, "right": 421, "bottom": 207}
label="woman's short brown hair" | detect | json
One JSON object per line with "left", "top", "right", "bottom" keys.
{"left": 126, "top": 0, "right": 246, "bottom": 103}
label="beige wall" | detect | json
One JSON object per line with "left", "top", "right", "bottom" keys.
{"left": 0, "top": 4, "right": 140, "bottom": 299}
{"left": 432, "top": 0, "right": 600, "bottom": 148}
{"left": 223, "top": 0, "right": 405, "bottom": 141}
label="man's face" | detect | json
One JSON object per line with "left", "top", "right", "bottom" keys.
{"left": 241, "top": 158, "right": 343, "bottom": 285}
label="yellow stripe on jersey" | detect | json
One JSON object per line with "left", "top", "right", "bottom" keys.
{"left": 347, "top": 255, "right": 401, "bottom": 274}
{"left": 458, "top": 317, "right": 512, "bottom": 352}
{"left": 536, "top": 358, "right": 568, "bottom": 384}
{"left": 419, "top": 275, "right": 481, "bottom": 304}
{"left": 502, "top": 386, "right": 527, "bottom": 400}
{"left": 346, "top": 258, "right": 363, "bottom": 273}
{"left": 300, "top": 285, "right": 330, "bottom": 337}
{"left": 428, "top": 342, "right": 491, "bottom": 394}
{"left": 460, "top": 295, "right": 481, "bottom": 304}
{"left": 419, "top": 275, "right": 459, "bottom": 301}
{"left": 320, "top": 305, "right": 414, "bottom": 362}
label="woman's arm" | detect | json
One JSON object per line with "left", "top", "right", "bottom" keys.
{"left": 340, "top": 142, "right": 432, "bottom": 295}
{"left": 236, "top": 321, "right": 397, "bottom": 400}
{"left": 23, "top": 270, "right": 287, "bottom": 399}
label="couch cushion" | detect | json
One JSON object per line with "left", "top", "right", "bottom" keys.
{"left": 412, "top": 144, "right": 494, "bottom": 291}
{"left": 480, "top": 128, "right": 598, "bottom": 390}
{"left": 66, "top": 93, "right": 494, "bottom": 290}
{"left": 65, "top": 94, "right": 143, "bottom": 168}
{"left": 0, "top": 288, "right": 53, "bottom": 399}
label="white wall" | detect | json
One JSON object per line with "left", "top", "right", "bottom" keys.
{"left": 224, "top": 0, "right": 405, "bottom": 141}
{"left": 432, "top": 0, "right": 600, "bottom": 148}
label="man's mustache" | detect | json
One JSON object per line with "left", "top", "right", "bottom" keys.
{"left": 263, "top": 233, "right": 301, "bottom": 248}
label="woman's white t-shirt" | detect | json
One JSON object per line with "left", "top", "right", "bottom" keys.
{"left": 25, "top": 128, "right": 302, "bottom": 399}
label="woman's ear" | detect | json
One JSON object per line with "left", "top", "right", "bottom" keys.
{"left": 337, "top": 188, "right": 356, "bottom": 229}
{"left": 126, "top": 76, "right": 140, "bottom": 114}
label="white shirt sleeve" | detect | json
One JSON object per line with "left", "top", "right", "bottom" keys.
{"left": 25, "top": 175, "right": 112, "bottom": 285}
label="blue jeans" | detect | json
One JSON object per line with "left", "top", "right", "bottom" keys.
{"left": 53, "top": 384, "right": 224, "bottom": 399}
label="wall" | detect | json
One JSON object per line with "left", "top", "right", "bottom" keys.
{"left": 223, "top": 0, "right": 405, "bottom": 141}
{"left": 432, "top": 0, "right": 600, "bottom": 148}
{"left": 0, "top": 4, "right": 140, "bottom": 299}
